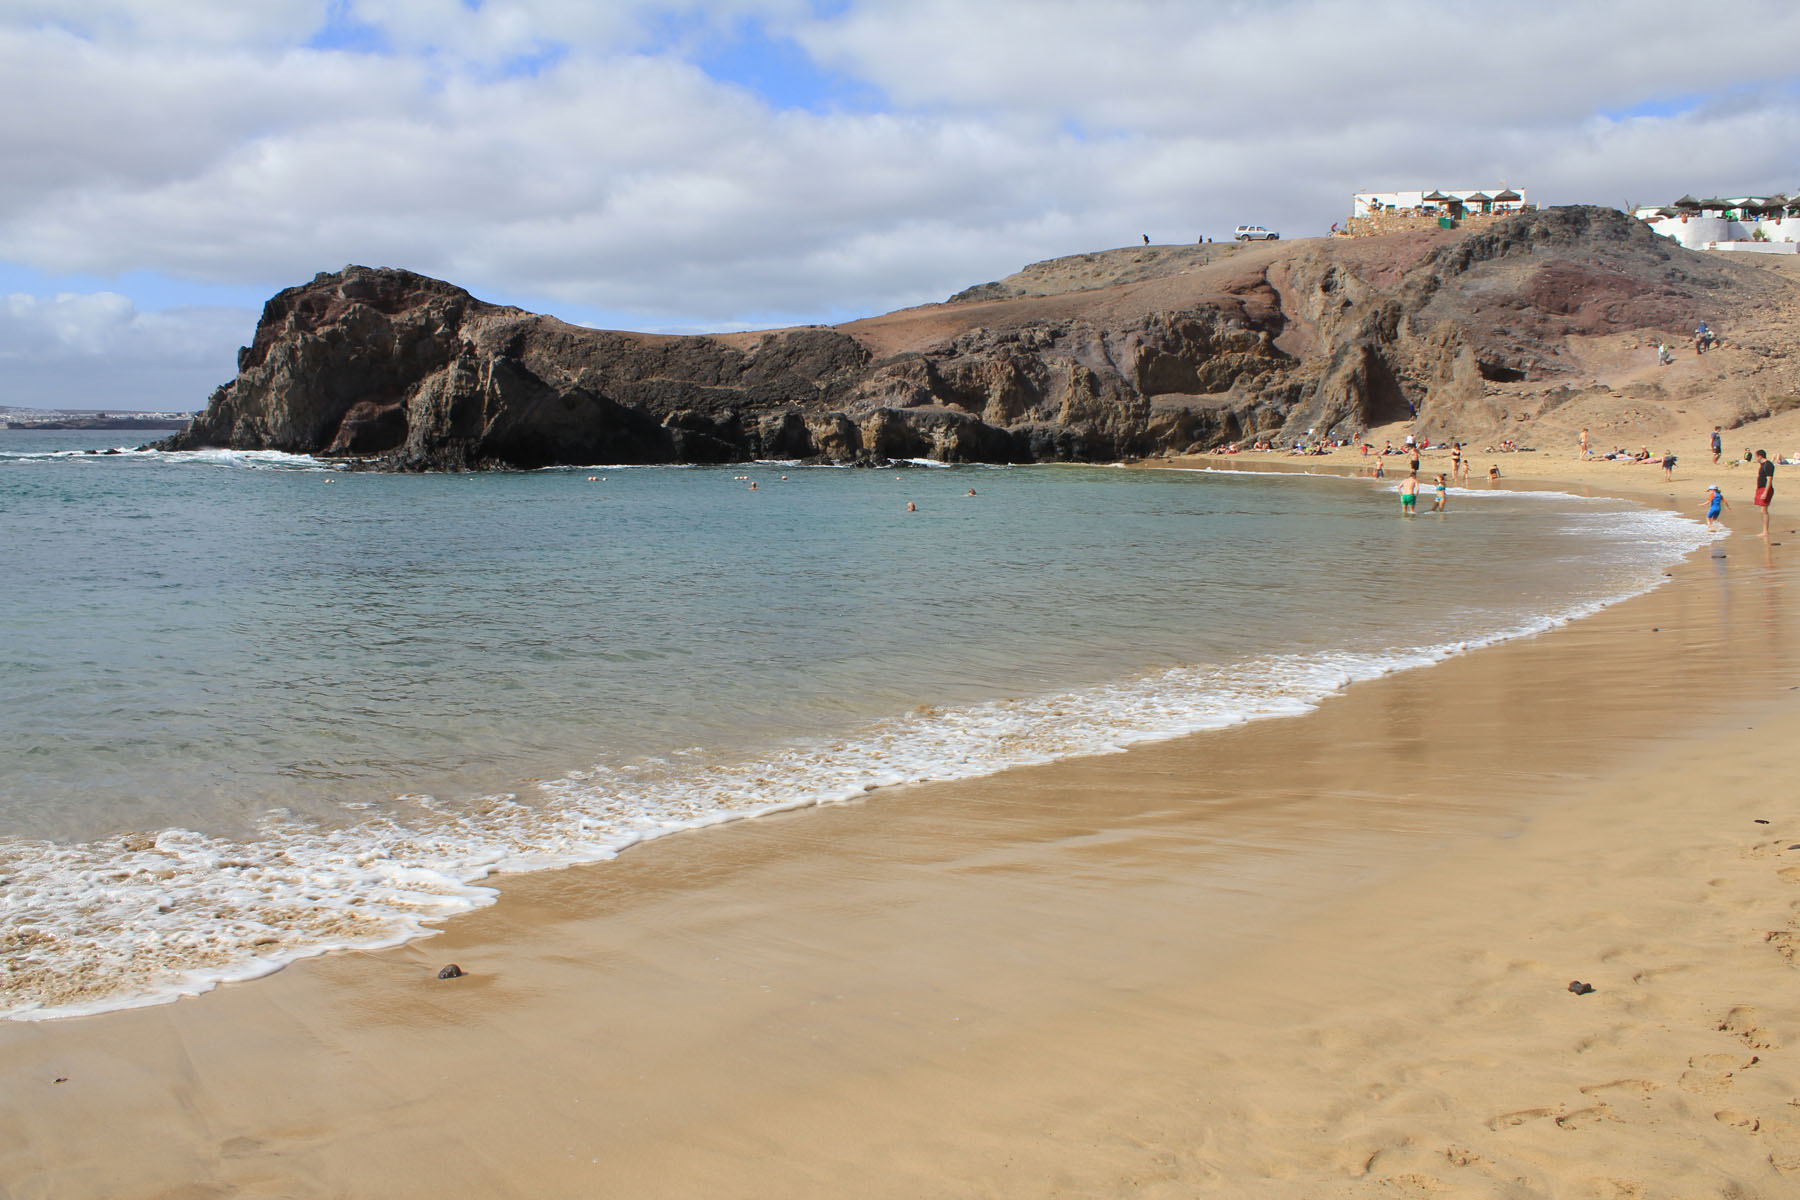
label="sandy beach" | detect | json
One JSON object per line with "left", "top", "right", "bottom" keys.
{"left": 5, "top": 457, "right": 1798, "bottom": 1198}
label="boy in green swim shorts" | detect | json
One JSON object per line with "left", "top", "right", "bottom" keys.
{"left": 1399, "top": 473, "right": 1418, "bottom": 515}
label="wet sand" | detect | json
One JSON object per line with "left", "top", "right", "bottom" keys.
{"left": 4, "top": 467, "right": 1798, "bottom": 1198}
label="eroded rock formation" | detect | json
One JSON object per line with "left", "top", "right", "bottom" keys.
{"left": 159, "top": 206, "right": 1781, "bottom": 468}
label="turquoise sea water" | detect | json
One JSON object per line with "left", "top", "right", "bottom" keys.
{"left": 0, "top": 428, "right": 1711, "bottom": 1018}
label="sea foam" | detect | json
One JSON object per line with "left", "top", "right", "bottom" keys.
{"left": 0, "top": 495, "right": 1710, "bottom": 1021}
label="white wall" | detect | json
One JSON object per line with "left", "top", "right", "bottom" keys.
{"left": 1646, "top": 213, "right": 1800, "bottom": 249}
{"left": 1707, "top": 240, "right": 1799, "bottom": 254}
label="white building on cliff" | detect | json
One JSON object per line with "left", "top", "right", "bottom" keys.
{"left": 1632, "top": 194, "right": 1800, "bottom": 253}
{"left": 1352, "top": 187, "right": 1527, "bottom": 219}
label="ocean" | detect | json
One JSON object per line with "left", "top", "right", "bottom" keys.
{"left": 0, "top": 428, "right": 1712, "bottom": 1019}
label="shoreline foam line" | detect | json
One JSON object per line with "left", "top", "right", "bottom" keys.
{"left": 0, "top": 484, "right": 1712, "bottom": 1022}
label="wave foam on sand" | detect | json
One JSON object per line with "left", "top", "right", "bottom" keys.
{"left": 0, "top": 500, "right": 1710, "bottom": 1021}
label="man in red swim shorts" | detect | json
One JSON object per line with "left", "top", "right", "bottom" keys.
{"left": 1753, "top": 449, "right": 1775, "bottom": 537}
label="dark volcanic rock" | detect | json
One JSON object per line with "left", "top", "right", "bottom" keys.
{"left": 158, "top": 209, "right": 1786, "bottom": 469}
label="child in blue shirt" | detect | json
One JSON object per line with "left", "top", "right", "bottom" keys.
{"left": 1704, "top": 484, "right": 1730, "bottom": 531}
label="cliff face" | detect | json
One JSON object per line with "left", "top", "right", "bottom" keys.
{"left": 160, "top": 207, "right": 1785, "bottom": 468}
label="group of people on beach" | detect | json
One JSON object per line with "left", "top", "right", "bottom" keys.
{"left": 1217, "top": 434, "right": 1349, "bottom": 455}
{"left": 1386, "top": 433, "right": 1489, "bottom": 516}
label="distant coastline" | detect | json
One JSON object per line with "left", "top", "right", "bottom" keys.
{"left": 2, "top": 411, "right": 192, "bottom": 431}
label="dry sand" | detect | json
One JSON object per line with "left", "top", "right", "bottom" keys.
{"left": 4, "top": 461, "right": 1798, "bottom": 1198}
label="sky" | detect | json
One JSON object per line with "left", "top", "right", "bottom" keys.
{"left": 3, "top": 0, "right": 1799, "bottom": 411}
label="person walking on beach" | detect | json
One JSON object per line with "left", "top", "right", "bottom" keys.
{"left": 1399, "top": 473, "right": 1418, "bottom": 516}
{"left": 1579, "top": 427, "right": 1591, "bottom": 459}
{"left": 1753, "top": 449, "right": 1775, "bottom": 537}
{"left": 1703, "top": 484, "right": 1730, "bottom": 531}
{"left": 1661, "top": 451, "right": 1677, "bottom": 481}
{"left": 1431, "top": 473, "right": 1449, "bottom": 512}
{"left": 1450, "top": 441, "right": 1465, "bottom": 484}
{"left": 1711, "top": 426, "right": 1723, "bottom": 465}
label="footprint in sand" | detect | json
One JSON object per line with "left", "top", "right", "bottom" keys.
{"left": 1767, "top": 1120, "right": 1800, "bottom": 1174}
{"left": 1714, "top": 1112, "right": 1800, "bottom": 1173}
{"left": 1582, "top": 1180, "right": 1645, "bottom": 1200}
{"left": 1484, "top": 1106, "right": 1560, "bottom": 1131}
{"left": 1718, "top": 1006, "right": 1781, "bottom": 1050}
{"left": 1375, "top": 1171, "right": 1456, "bottom": 1197}
{"left": 1555, "top": 1103, "right": 1618, "bottom": 1130}
{"left": 1765, "top": 930, "right": 1800, "bottom": 965}
{"left": 1579, "top": 1079, "right": 1661, "bottom": 1102}
{"left": 1680, "top": 1053, "right": 1759, "bottom": 1096}
{"left": 1777, "top": 866, "right": 1800, "bottom": 884}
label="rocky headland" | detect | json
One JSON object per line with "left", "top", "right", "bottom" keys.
{"left": 157, "top": 206, "right": 1800, "bottom": 469}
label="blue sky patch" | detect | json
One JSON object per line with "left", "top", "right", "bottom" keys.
{"left": 307, "top": 2, "right": 393, "bottom": 56}
{"left": 640, "top": 10, "right": 883, "bottom": 113}
{"left": 1601, "top": 79, "right": 1800, "bottom": 122}
{"left": 0, "top": 263, "right": 271, "bottom": 318}
{"left": 1599, "top": 92, "right": 1708, "bottom": 122}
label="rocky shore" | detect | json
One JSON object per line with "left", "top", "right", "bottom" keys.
{"left": 156, "top": 206, "right": 1792, "bottom": 470}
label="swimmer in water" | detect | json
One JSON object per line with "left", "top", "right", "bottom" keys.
{"left": 906, "top": 501, "right": 916, "bottom": 512}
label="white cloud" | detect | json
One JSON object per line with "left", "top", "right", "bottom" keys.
{"left": 0, "top": 292, "right": 246, "bottom": 409}
{"left": 1, "top": 0, "right": 1798, "bottom": 409}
